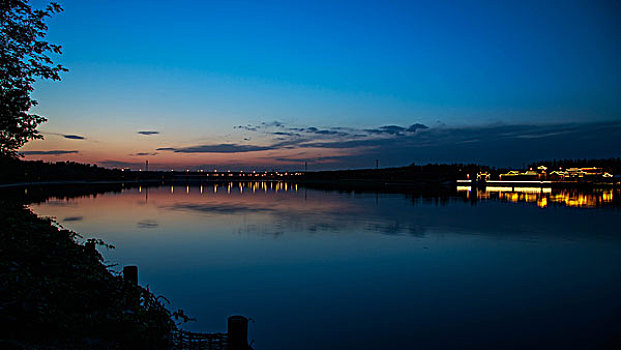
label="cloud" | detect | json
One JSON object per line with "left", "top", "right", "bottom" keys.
{"left": 63, "top": 134, "right": 86, "bottom": 140}
{"left": 407, "top": 123, "right": 429, "bottom": 132}
{"left": 273, "top": 131, "right": 301, "bottom": 136}
{"left": 137, "top": 219, "right": 159, "bottom": 229}
{"left": 41, "top": 132, "right": 86, "bottom": 140}
{"left": 62, "top": 216, "right": 83, "bottom": 222}
{"left": 100, "top": 160, "right": 145, "bottom": 168}
{"left": 364, "top": 123, "right": 428, "bottom": 136}
{"left": 145, "top": 120, "right": 621, "bottom": 169}
{"left": 242, "top": 120, "right": 621, "bottom": 168}
{"left": 21, "top": 150, "right": 79, "bottom": 155}
{"left": 138, "top": 130, "right": 160, "bottom": 135}
{"left": 261, "top": 121, "right": 284, "bottom": 128}
{"left": 157, "top": 144, "right": 275, "bottom": 153}
{"left": 234, "top": 125, "right": 257, "bottom": 131}
{"left": 131, "top": 152, "right": 159, "bottom": 156}
{"left": 365, "top": 125, "right": 405, "bottom": 135}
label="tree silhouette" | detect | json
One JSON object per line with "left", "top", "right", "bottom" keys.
{"left": 1, "top": 1, "right": 66, "bottom": 157}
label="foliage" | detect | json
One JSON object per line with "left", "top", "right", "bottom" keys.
{"left": 0, "top": 204, "right": 184, "bottom": 349}
{"left": 1, "top": 1, "right": 67, "bottom": 156}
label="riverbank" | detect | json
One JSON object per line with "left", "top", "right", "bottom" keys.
{"left": 0, "top": 203, "right": 178, "bottom": 349}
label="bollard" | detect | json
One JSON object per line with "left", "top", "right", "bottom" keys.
{"left": 227, "top": 315, "right": 249, "bottom": 350}
{"left": 123, "top": 265, "right": 138, "bottom": 285}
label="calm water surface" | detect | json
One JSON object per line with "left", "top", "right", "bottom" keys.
{"left": 30, "top": 183, "right": 621, "bottom": 349}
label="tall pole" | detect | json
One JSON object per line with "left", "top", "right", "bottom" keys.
{"left": 376, "top": 159, "right": 379, "bottom": 169}
{"left": 304, "top": 161, "right": 308, "bottom": 172}
{"left": 145, "top": 160, "right": 149, "bottom": 172}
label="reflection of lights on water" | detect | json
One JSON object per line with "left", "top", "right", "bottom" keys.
{"left": 484, "top": 186, "right": 551, "bottom": 194}
{"left": 464, "top": 185, "right": 615, "bottom": 208}
{"left": 214, "top": 184, "right": 218, "bottom": 193}
{"left": 139, "top": 186, "right": 142, "bottom": 193}
{"left": 170, "top": 186, "right": 174, "bottom": 194}
{"left": 186, "top": 186, "right": 190, "bottom": 194}
{"left": 200, "top": 185, "right": 203, "bottom": 194}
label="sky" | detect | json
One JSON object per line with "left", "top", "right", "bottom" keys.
{"left": 22, "top": 0, "right": 621, "bottom": 170}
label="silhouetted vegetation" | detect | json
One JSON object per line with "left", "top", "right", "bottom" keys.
{"left": 1, "top": 1, "right": 67, "bottom": 156}
{"left": 300, "top": 163, "right": 489, "bottom": 185}
{"left": 0, "top": 156, "right": 126, "bottom": 183}
{"left": 0, "top": 203, "right": 186, "bottom": 349}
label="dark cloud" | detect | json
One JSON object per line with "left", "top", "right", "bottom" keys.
{"left": 298, "top": 139, "right": 381, "bottom": 149}
{"left": 150, "top": 120, "right": 621, "bottom": 169}
{"left": 236, "top": 121, "right": 285, "bottom": 132}
{"left": 157, "top": 144, "right": 275, "bottom": 153}
{"left": 100, "top": 160, "right": 144, "bottom": 168}
{"left": 273, "top": 131, "right": 301, "bottom": 137}
{"left": 41, "top": 132, "right": 86, "bottom": 140}
{"left": 21, "top": 150, "right": 79, "bottom": 155}
{"left": 234, "top": 125, "right": 257, "bottom": 131}
{"left": 131, "top": 152, "right": 158, "bottom": 156}
{"left": 254, "top": 120, "right": 621, "bottom": 168}
{"left": 365, "top": 125, "right": 406, "bottom": 135}
{"left": 321, "top": 121, "right": 621, "bottom": 168}
{"left": 138, "top": 131, "right": 160, "bottom": 135}
{"left": 407, "top": 123, "right": 428, "bottom": 132}
{"left": 62, "top": 216, "right": 83, "bottom": 222}
{"left": 270, "top": 138, "right": 311, "bottom": 149}
{"left": 63, "top": 134, "right": 86, "bottom": 140}
{"left": 261, "top": 121, "right": 284, "bottom": 128}
{"left": 137, "top": 219, "right": 159, "bottom": 229}
{"left": 364, "top": 124, "right": 428, "bottom": 136}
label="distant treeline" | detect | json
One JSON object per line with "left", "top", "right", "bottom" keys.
{"left": 301, "top": 163, "right": 489, "bottom": 184}
{"left": 527, "top": 158, "right": 621, "bottom": 173}
{"left": 0, "top": 156, "right": 123, "bottom": 183}
{"left": 2, "top": 157, "right": 619, "bottom": 185}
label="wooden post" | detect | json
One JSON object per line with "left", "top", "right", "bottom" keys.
{"left": 123, "top": 265, "right": 138, "bottom": 285}
{"left": 227, "top": 315, "right": 249, "bottom": 350}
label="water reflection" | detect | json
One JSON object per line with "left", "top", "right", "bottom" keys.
{"left": 457, "top": 186, "right": 619, "bottom": 208}
{"left": 16, "top": 182, "right": 621, "bottom": 349}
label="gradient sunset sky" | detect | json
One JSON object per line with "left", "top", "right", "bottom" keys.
{"left": 23, "top": 0, "right": 621, "bottom": 170}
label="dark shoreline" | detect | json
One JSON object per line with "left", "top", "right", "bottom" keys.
{"left": 0, "top": 203, "right": 179, "bottom": 349}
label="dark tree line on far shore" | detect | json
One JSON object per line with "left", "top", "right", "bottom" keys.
{"left": 3, "top": 156, "right": 619, "bottom": 185}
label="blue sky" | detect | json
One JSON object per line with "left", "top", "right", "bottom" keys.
{"left": 23, "top": 0, "right": 621, "bottom": 169}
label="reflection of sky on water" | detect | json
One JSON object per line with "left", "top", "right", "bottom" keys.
{"left": 30, "top": 183, "right": 621, "bottom": 350}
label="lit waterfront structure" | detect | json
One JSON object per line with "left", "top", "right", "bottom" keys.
{"left": 498, "top": 166, "right": 613, "bottom": 182}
